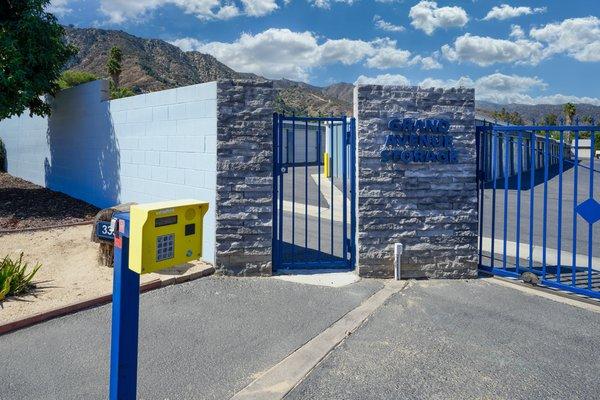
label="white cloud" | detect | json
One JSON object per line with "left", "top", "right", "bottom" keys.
{"left": 309, "top": 0, "right": 354, "bottom": 9}
{"left": 373, "top": 15, "right": 405, "bottom": 32}
{"left": 417, "top": 73, "right": 600, "bottom": 105}
{"left": 47, "top": 0, "right": 73, "bottom": 16}
{"left": 172, "top": 29, "right": 435, "bottom": 81}
{"left": 169, "top": 37, "right": 205, "bottom": 51}
{"left": 530, "top": 16, "right": 600, "bottom": 62}
{"left": 442, "top": 17, "right": 600, "bottom": 66}
{"left": 483, "top": 4, "right": 546, "bottom": 21}
{"left": 441, "top": 33, "right": 544, "bottom": 66}
{"left": 242, "top": 0, "right": 278, "bottom": 16}
{"left": 355, "top": 72, "right": 600, "bottom": 105}
{"left": 409, "top": 1, "right": 469, "bottom": 35}
{"left": 98, "top": 0, "right": 277, "bottom": 23}
{"left": 355, "top": 74, "right": 411, "bottom": 85}
{"left": 412, "top": 54, "right": 442, "bottom": 70}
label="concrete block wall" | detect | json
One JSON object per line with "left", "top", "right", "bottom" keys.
{"left": 214, "top": 80, "right": 275, "bottom": 276}
{"left": 0, "top": 80, "right": 218, "bottom": 263}
{"left": 354, "top": 85, "right": 478, "bottom": 279}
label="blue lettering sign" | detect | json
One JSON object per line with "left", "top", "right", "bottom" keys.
{"left": 381, "top": 118, "right": 457, "bottom": 164}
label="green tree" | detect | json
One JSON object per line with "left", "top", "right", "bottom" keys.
{"left": 106, "top": 46, "right": 122, "bottom": 89}
{"left": 0, "top": 0, "right": 77, "bottom": 120}
{"left": 543, "top": 114, "right": 558, "bottom": 126}
{"left": 563, "top": 103, "right": 576, "bottom": 125}
{"left": 56, "top": 70, "right": 98, "bottom": 90}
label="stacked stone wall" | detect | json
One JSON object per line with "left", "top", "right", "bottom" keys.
{"left": 215, "top": 80, "right": 275, "bottom": 275}
{"left": 354, "top": 85, "right": 478, "bottom": 279}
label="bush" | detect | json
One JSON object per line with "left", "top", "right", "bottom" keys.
{"left": 109, "top": 84, "right": 135, "bottom": 100}
{"left": 0, "top": 253, "right": 42, "bottom": 301}
{"left": 57, "top": 70, "right": 99, "bottom": 90}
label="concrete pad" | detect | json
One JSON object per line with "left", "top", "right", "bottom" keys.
{"left": 273, "top": 270, "right": 359, "bottom": 287}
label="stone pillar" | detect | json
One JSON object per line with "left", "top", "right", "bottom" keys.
{"left": 215, "top": 80, "right": 275, "bottom": 275}
{"left": 354, "top": 85, "right": 478, "bottom": 279}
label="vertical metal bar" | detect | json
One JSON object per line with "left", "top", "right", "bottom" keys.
{"left": 109, "top": 216, "right": 140, "bottom": 400}
{"left": 305, "top": 121, "right": 309, "bottom": 255}
{"left": 542, "top": 131, "right": 549, "bottom": 278}
{"left": 588, "top": 129, "right": 595, "bottom": 289}
{"left": 572, "top": 130, "right": 579, "bottom": 285}
{"left": 350, "top": 117, "right": 357, "bottom": 268}
{"left": 516, "top": 131, "right": 523, "bottom": 274}
{"left": 479, "top": 126, "right": 491, "bottom": 266}
{"left": 272, "top": 114, "right": 278, "bottom": 268}
{"left": 503, "top": 131, "right": 509, "bottom": 269}
{"left": 342, "top": 117, "right": 348, "bottom": 263}
{"left": 529, "top": 131, "right": 536, "bottom": 272}
{"left": 278, "top": 116, "right": 284, "bottom": 268}
{"left": 557, "top": 130, "right": 564, "bottom": 282}
{"left": 330, "top": 119, "right": 334, "bottom": 255}
{"left": 477, "top": 128, "right": 484, "bottom": 267}
{"left": 291, "top": 117, "right": 296, "bottom": 267}
{"left": 317, "top": 120, "right": 322, "bottom": 254}
{"left": 491, "top": 129, "right": 498, "bottom": 269}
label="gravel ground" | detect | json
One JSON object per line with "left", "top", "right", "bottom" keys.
{"left": 0, "top": 173, "right": 98, "bottom": 231}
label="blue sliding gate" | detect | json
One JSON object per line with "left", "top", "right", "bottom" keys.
{"left": 477, "top": 123, "right": 600, "bottom": 298}
{"left": 272, "top": 114, "right": 356, "bottom": 270}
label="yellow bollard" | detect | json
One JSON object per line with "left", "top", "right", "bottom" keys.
{"left": 324, "top": 152, "right": 330, "bottom": 178}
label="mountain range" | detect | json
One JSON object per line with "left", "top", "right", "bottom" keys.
{"left": 63, "top": 26, "right": 600, "bottom": 122}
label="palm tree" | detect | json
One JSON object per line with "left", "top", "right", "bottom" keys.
{"left": 563, "top": 103, "right": 576, "bottom": 125}
{"left": 563, "top": 103, "right": 576, "bottom": 142}
{"left": 106, "top": 46, "right": 123, "bottom": 90}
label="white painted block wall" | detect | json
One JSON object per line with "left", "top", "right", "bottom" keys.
{"left": 0, "top": 80, "right": 218, "bottom": 263}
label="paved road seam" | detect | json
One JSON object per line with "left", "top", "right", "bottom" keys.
{"left": 230, "top": 280, "right": 408, "bottom": 400}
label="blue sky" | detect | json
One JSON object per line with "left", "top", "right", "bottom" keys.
{"left": 51, "top": 0, "right": 600, "bottom": 105}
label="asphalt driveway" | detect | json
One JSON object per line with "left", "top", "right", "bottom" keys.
{"left": 286, "top": 279, "right": 600, "bottom": 400}
{"left": 0, "top": 276, "right": 382, "bottom": 400}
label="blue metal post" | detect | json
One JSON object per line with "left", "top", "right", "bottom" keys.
{"left": 350, "top": 118, "right": 357, "bottom": 268}
{"left": 317, "top": 120, "right": 322, "bottom": 254}
{"left": 491, "top": 130, "right": 498, "bottom": 269}
{"left": 557, "top": 130, "right": 564, "bottom": 282}
{"left": 272, "top": 114, "right": 279, "bottom": 268}
{"left": 330, "top": 118, "right": 334, "bottom": 255}
{"left": 278, "top": 115, "right": 284, "bottom": 269}
{"left": 503, "top": 132, "right": 509, "bottom": 269}
{"left": 478, "top": 128, "right": 486, "bottom": 267}
{"left": 342, "top": 117, "right": 348, "bottom": 262}
{"left": 542, "top": 131, "right": 549, "bottom": 278}
{"left": 572, "top": 131, "right": 579, "bottom": 285}
{"left": 588, "top": 129, "right": 595, "bottom": 289}
{"left": 529, "top": 131, "right": 536, "bottom": 272}
{"left": 304, "top": 121, "right": 309, "bottom": 255}
{"left": 516, "top": 131, "right": 523, "bottom": 274}
{"left": 291, "top": 117, "right": 296, "bottom": 267}
{"left": 109, "top": 213, "right": 140, "bottom": 400}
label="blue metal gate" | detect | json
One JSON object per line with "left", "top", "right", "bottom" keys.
{"left": 477, "top": 122, "right": 600, "bottom": 298}
{"left": 272, "top": 114, "right": 356, "bottom": 270}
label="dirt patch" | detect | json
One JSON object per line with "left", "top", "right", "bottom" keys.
{"left": 0, "top": 173, "right": 99, "bottom": 231}
{"left": 0, "top": 225, "right": 211, "bottom": 324}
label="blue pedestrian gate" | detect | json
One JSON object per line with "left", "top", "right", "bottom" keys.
{"left": 272, "top": 114, "right": 356, "bottom": 270}
{"left": 477, "top": 122, "right": 600, "bottom": 299}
